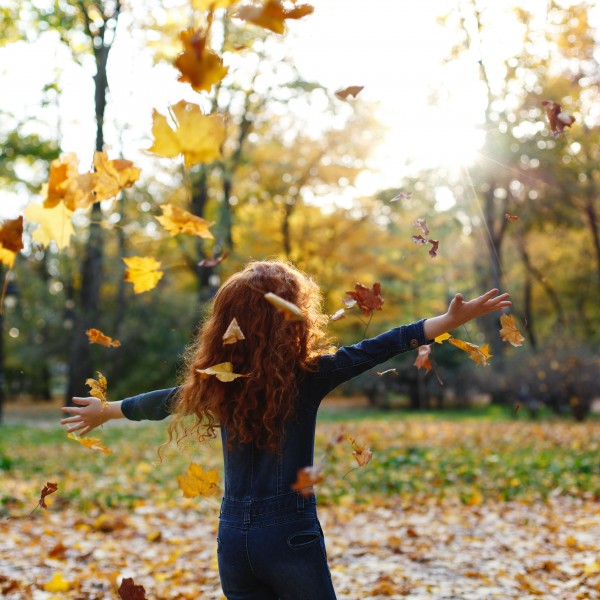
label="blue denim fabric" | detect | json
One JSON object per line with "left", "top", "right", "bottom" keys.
{"left": 121, "top": 320, "right": 430, "bottom": 598}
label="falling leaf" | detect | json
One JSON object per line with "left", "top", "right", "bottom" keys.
{"left": 292, "top": 466, "right": 323, "bottom": 496}
{"left": 411, "top": 234, "right": 428, "bottom": 245}
{"left": 346, "top": 436, "right": 373, "bottom": 467}
{"left": 196, "top": 362, "right": 249, "bottom": 382}
{"left": 414, "top": 344, "right": 432, "bottom": 373}
{"left": 428, "top": 239, "right": 440, "bottom": 258}
{"left": 235, "top": 0, "right": 314, "bottom": 34}
{"left": 0, "top": 216, "right": 24, "bottom": 256}
{"left": 91, "top": 152, "right": 141, "bottom": 203}
{"left": 67, "top": 433, "right": 112, "bottom": 454}
{"left": 345, "top": 282, "right": 384, "bottom": 317}
{"left": 177, "top": 463, "right": 220, "bottom": 498}
{"left": 198, "top": 250, "right": 229, "bottom": 267}
{"left": 175, "top": 28, "right": 229, "bottom": 93}
{"left": 505, "top": 213, "right": 519, "bottom": 222}
{"left": 411, "top": 220, "right": 439, "bottom": 258}
{"left": 31, "top": 482, "right": 58, "bottom": 515}
{"left": 334, "top": 85, "right": 364, "bottom": 100}
{"left": 377, "top": 368, "right": 397, "bottom": 376}
{"left": 448, "top": 337, "right": 492, "bottom": 366}
{"left": 86, "top": 371, "right": 109, "bottom": 408}
{"left": 389, "top": 192, "right": 412, "bottom": 202}
{"left": 414, "top": 218, "right": 429, "bottom": 237}
{"left": 86, "top": 328, "right": 121, "bottom": 348}
{"left": 156, "top": 203, "right": 214, "bottom": 239}
{"left": 330, "top": 308, "right": 346, "bottom": 321}
{"left": 342, "top": 296, "right": 357, "bottom": 309}
{"left": 541, "top": 99, "right": 575, "bottom": 136}
{"left": 123, "top": 256, "right": 164, "bottom": 294}
{"left": 264, "top": 292, "right": 304, "bottom": 321}
{"left": 24, "top": 202, "right": 74, "bottom": 250}
{"left": 148, "top": 101, "right": 226, "bottom": 167}
{"left": 434, "top": 333, "right": 451, "bottom": 344}
{"left": 41, "top": 153, "right": 95, "bottom": 211}
{"left": 222, "top": 318, "right": 245, "bottom": 345}
{"left": 43, "top": 572, "right": 71, "bottom": 592}
{"left": 118, "top": 577, "right": 147, "bottom": 600}
{"left": 499, "top": 314, "right": 525, "bottom": 347}
{"left": 0, "top": 247, "right": 16, "bottom": 267}
{"left": 193, "top": 0, "right": 239, "bottom": 9}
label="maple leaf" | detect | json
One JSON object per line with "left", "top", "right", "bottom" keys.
{"left": 156, "top": 203, "right": 214, "bottom": 239}
{"left": 118, "top": 577, "right": 147, "bottom": 600}
{"left": 428, "top": 239, "right": 440, "bottom": 258}
{"left": 505, "top": 213, "right": 519, "bottom": 222}
{"left": 175, "top": 28, "right": 229, "bottom": 93}
{"left": 264, "top": 292, "right": 304, "bottom": 321}
{"left": 434, "top": 332, "right": 451, "bottom": 343}
{"left": 123, "top": 256, "right": 164, "bottom": 294}
{"left": 92, "top": 152, "right": 141, "bottom": 203}
{"left": 177, "top": 463, "right": 220, "bottom": 498}
{"left": 499, "top": 314, "right": 525, "bottom": 347}
{"left": 411, "top": 220, "right": 439, "bottom": 258}
{"left": 86, "top": 328, "right": 121, "bottom": 348}
{"left": 148, "top": 101, "right": 225, "bottom": 167}
{"left": 389, "top": 191, "right": 412, "bottom": 202}
{"left": 42, "top": 153, "right": 95, "bottom": 211}
{"left": 345, "top": 282, "right": 384, "bottom": 317}
{"left": 346, "top": 436, "right": 373, "bottom": 467}
{"left": 0, "top": 216, "right": 24, "bottom": 254}
{"left": 414, "top": 218, "right": 429, "bottom": 237}
{"left": 43, "top": 572, "right": 71, "bottom": 592}
{"left": 330, "top": 308, "right": 346, "bottom": 321}
{"left": 222, "top": 318, "right": 245, "bottom": 345}
{"left": 67, "top": 433, "right": 112, "bottom": 454}
{"left": 291, "top": 466, "right": 324, "bottom": 496}
{"left": 235, "top": 0, "right": 314, "bottom": 34}
{"left": 334, "top": 85, "right": 364, "bottom": 100}
{"left": 30, "top": 482, "right": 58, "bottom": 515}
{"left": 196, "top": 362, "right": 249, "bottom": 382}
{"left": 193, "top": 0, "right": 239, "bottom": 9}
{"left": 414, "top": 344, "right": 432, "bottom": 373}
{"left": 541, "top": 99, "right": 575, "bottom": 136}
{"left": 24, "top": 202, "right": 74, "bottom": 250}
{"left": 448, "top": 337, "right": 492, "bottom": 366}
{"left": 198, "top": 250, "right": 229, "bottom": 267}
{"left": 0, "top": 247, "right": 16, "bottom": 268}
{"left": 85, "top": 371, "right": 109, "bottom": 408}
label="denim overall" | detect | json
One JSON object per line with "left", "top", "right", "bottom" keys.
{"left": 122, "top": 320, "right": 429, "bottom": 599}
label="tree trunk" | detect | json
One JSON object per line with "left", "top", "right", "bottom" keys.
{"left": 583, "top": 192, "right": 600, "bottom": 288}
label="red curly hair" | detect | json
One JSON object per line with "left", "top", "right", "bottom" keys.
{"left": 166, "top": 260, "right": 332, "bottom": 452}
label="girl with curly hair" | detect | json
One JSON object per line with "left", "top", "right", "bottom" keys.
{"left": 61, "top": 259, "right": 510, "bottom": 600}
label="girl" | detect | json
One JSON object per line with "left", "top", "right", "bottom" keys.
{"left": 61, "top": 260, "right": 510, "bottom": 600}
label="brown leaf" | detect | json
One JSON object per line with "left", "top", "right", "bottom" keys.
{"left": 198, "top": 250, "right": 229, "bottom": 267}
{"left": 345, "top": 282, "right": 384, "bottom": 317}
{"left": 414, "top": 344, "right": 432, "bottom": 372}
{"left": 235, "top": 0, "right": 314, "bottom": 35}
{"left": 414, "top": 218, "right": 429, "bottom": 237}
{"left": 118, "top": 577, "right": 147, "bottom": 600}
{"left": 389, "top": 191, "right": 412, "bottom": 202}
{"left": 0, "top": 216, "right": 24, "bottom": 253}
{"left": 291, "top": 466, "right": 323, "bottom": 496}
{"left": 505, "top": 213, "right": 519, "bottom": 222}
{"left": 334, "top": 85, "right": 364, "bottom": 100}
{"left": 37, "top": 482, "right": 58, "bottom": 510}
{"left": 428, "top": 239, "right": 439, "bottom": 258}
{"left": 541, "top": 99, "right": 575, "bottom": 136}
{"left": 346, "top": 436, "right": 373, "bottom": 467}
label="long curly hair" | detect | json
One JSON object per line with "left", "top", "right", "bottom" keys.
{"left": 166, "top": 260, "right": 332, "bottom": 453}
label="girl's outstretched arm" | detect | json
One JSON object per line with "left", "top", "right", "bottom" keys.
{"left": 61, "top": 397, "right": 124, "bottom": 436}
{"left": 423, "top": 288, "right": 511, "bottom": 340}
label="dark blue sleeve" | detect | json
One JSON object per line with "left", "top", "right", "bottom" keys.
{"left": 303, "top": 320, "right": 430, "bottom": 402}
{"left": 120, "top": 387, "right": 179, "bottom": 421}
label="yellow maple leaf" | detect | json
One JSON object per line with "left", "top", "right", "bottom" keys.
{"left": 193, "top": 0, "right": 238, "bottom": 10}
{"left": 499, "top": 314, "right": 525, "bottom": 347}
{"left": 67, "top": 433, "right": 112, "bottom": 454}
{"left": 222, "top": 318, "right": 245, "bottom": 345}
{"left": 196, "top": 362, "right": 249, "bottom": 382}
{"left": 448, "top": 337, "right": 492, "bottom": 366}
{"left": 43, "top": 572, "right": 71, "bottom": 592}
{"left": 92, "top": 151, "right": 141, "bottom": 203}
{"left": 264, "top": 292, "right": 304, "bottom": 321}
{"left": 42, "top": 153, "right": 95, "bottom": 211}
{"left": 156, "top": 203, "right": 214, "bottom": 239}
{"left": 177, "top": 463, "right": 220, "bottom": 498}
{"left": 434, "top": 332, "right": 451, "bottom": 344}
{"left": 123, "top": 256, "right": 164, "bottom": 294}
{"left": 175, "top": 28, "right": 229, "bottom": 93}
{"left": 235, "top": 0, "right": 314, "bottom": 35}
{"left": 86, "top": 371, "right": 109, "bottom": 408}
{"left": 148, "top": 101, "right": 225, "bottom": 167}
{"left": 0, "top": 248, "right": 16, "bottom": 267}
{"left": 0, "top": 216, "right": 24, "bottom": 253}
{"left": 24, "top": 202, "right": 75, "bottom": 250}
{"left": 86, "top": 328, "right": 121, "bottom": 348}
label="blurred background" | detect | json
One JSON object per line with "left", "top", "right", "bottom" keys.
{"left": 1, "top": 0, "right": 599, "bottom": 423}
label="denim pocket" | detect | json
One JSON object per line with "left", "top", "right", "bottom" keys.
{"left": 287, "top": 521, "right": 321, "bottom": 549}
{"left": 216, "top": 536, "right": 222, "bottom": 554}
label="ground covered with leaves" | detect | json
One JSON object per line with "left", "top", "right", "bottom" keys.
{"left": 2, "top": 409, "right": 600, "bottom": 599}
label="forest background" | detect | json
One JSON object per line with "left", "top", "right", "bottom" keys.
{"left": 1, "top": 0, "right": 600, "bottom": 421}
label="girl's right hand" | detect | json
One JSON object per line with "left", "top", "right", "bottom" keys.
{"left": 60, "top": 397, "right": 111, "bottom": 436}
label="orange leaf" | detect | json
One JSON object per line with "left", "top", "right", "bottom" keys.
{"left": 156, "top": 203, "right": 214, "bottom": 239}
{"left": 92, "top": 152, "right": 141, "bottom": 203}
{"left": 123, "top": 256, "right": 164, "bottom": 294}
{"left": 235, "top": 0, "right": 314, "bottom": 34}
{"left": 32, "top": 482, "right": 58, "bottom": 513}
{"left": 86, "top": 328, "right": 121, "bottom": 348}
{"left": 222, "top": 318, "right": 245, "bottom": 345}
{"left": 334, "top": 85, "right": 364, "bottom": 100}
{"left": 345, "top": 282, "right": 383, "bottom": 317}
{"left": 67, "top": 433, "right": 112, "bottom": 454}
{"left": 499, "top": 314, "right": 525, "bottom": 347}
{"left": 177, "top": 463, "right": 220, "bottom": 498}
{"left": 264, "top": 292, "right": 304, "bottom": 321}
{"left": 448, "top": 337, "right": 492, "bottom": 366}
{"left": 175, "top": 28, "right": 229, "bottom": 93}
{"left": 42, "top": 153, "right": 95, "bottom": 211}
{"left": 0, "top": 216, "right": 24, "bottom": 254}
{"left": 118, "top": 577, "right": 147, "bottom": 600}
{"left": 346, "top": 436, "right": 373, "bottom": 467}
{"left": 291, "top": 466, "right": 323, "bottom": 496}
{"left": 414, "top": 344, "right": 432, "bottom": 372}
{"left": 85, "top": 371, "right": 109, "bottom": 408}
{"left": 505, "top": 213, "right": 519, "bottom": 222}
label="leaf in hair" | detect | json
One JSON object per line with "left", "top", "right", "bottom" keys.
{"left": 222, "top": 318, "right": 245, "bottom": 345}
{"left": 264, "top": 292, "right": 304, "bottom": 321}
{"left": 196, "top": 362, "right": 249, "bottom": 382}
